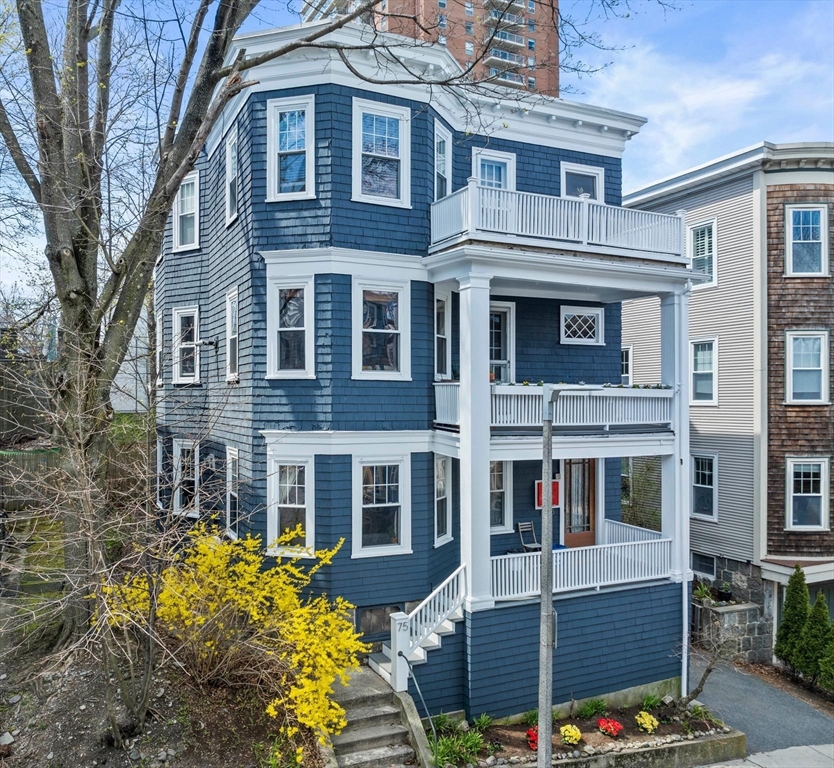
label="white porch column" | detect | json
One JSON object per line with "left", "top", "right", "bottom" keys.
{"left": 660, "top": 289, "right": 691, "bottom": 581}
{"left": 458, "top": 272, "right": 494, "bottom": 611}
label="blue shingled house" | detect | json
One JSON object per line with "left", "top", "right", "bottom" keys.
{"left": 155, "top": 19, "right": 700, "bottom": 720}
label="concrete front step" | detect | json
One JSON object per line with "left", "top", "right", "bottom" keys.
{"left": 341, "top": 703, "right": 402, "bottom": 734}
{"left": 332, "top": 723, "right": 410, "bottom": 753}
{"left": 335, "top": 744, "right": 416, "bottom": 768}
{"left": 368, "top": 652, "right": 392, "bottom": 683}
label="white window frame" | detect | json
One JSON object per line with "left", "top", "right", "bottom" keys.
{"left": 352, "top": 277, "right": 412, "bottom": 381}
{"left": 172, "top": 438, "right": 199, "bottom": 518}
{"left": 172, "top": 171, "right": 199, "bottom": 252}
{"left": 434, "top": 121, "right": 453, "bottom": 202}
{"left": 352, "top": 454, "right": 412, "bottom": 558}
{"left": 267, "top": 455, "right": 316, "bottom": 557}
{"left": 472, "top": 147, "right": 516, "bottom": 190}
{"left": 155, "top": 304, "right": 163, "bottom": 388}
{"left": 786, "top": 330, "right": 829, "bottom": 405}
{"left": 785, "top": 204, "right": 829, "bottom": 277}
{"left": 434, "top": 287, "right": 452, "bottom": 381}
{"left": 226, "top": 288, "right": 239, "bottom": 383}
{"left": 560, "top": 161, "right": 604, "bottom": 201}
{"left": 489, "top": 460, "right": 514, "bottom": 534}
{"left": 690, "top": 337, "right": 718, "bottom": 406}
{"left": 434, "top": 454, "right": 453, "bottom": 547}
{"left": 621, "top": 345, "right": 632, "bottom": 386}
{"left": 691, "top": 454, "right": 718, "bottom": 521}
{"left": 226, "top": 446, "right": 240, "bottom": 538}
{"left": 266, "top": 94, "right": 316, "bottom": 203}
{"left": 688, "top": 218, "right": 717, "bottom": 288}
{"left": 156, "top": 438, "right": 164, "bottom": 509}
{"left": 560, "top": 305, "right": 604, "bottom": 346}
{"left": 266, "top": 275, "right": 315, "bottom": 379}
{"left": 351, "top": 97, "right": 412, "bottom": 209}
{"left": 489, "top": 300, "right": 516, "bottom": 383}
{"left": 172, "top": 306, "right": 200, "bottom": 385}
{"left": 785, "top": 457, "right": 830, "bottom": 532}
{"left": 691, "top": 551, "right": 716, "bottom": 579}
{"left": 465, "top": 41, "right": 474, "bottom": 56}
{"left": 225, "top": 128, "right": 239, "bottom": 225}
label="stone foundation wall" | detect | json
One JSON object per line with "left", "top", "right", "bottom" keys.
{"left": 710, "top": 557, "right": 766, "bottom": 606}
{"left": 691, "top": 601, "right": 773, "bottom": 664}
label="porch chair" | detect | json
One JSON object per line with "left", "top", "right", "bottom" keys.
{"left": 517, "top": 521, "right": 542, "bottom": 552}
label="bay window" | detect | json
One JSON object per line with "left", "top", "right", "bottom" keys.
{"left": 267, "top": 94, "right": 315, "bottom": 201}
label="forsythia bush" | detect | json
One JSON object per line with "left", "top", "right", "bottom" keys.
{"left": 102, "top": 524, "right": 366, "bottom": 750}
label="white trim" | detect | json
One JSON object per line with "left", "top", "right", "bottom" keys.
{"left": 761, "top": 559, "right": 834, "bottom": 585}
{"left": 434, "top": 287, "right": 452, "bottom": 381}
{"left": 489, "top": 460, "right": 514, "bottom": 534}
{"left": 785, "top": 330, "right": 830, "bottom": 405}
{"left": 225, "top": 128, "right": 239, "bottom": 225}
{"left": 266, "top": 275, "right": 315, "bottom": 379}
{"left": 490, "top": 432, "right": 677, "bottom": 461}
{"left": 620, "top": 345, "right": 632, "bottom": 386}
{"left": 266, "top": 94, "right": 316, "bottom": 202}
{"left": 262, "top": 429, "right": 436, "bottom": 454}
{"left": 351, "top": 97, "right": 412, "bottom": 208}
{"left": 155, "top": 303, "right": 163, "bottom": 389}
{"left": 172, "top": 438, "right": 199, "bottom": 518}
{"left": 226, "top": 288, "right": 239, "bottom": 382}
{"left": 560, "top": 161, "right": 605, "bottom": 201}
{"left": 560, "top": 305, "right": 604, "bottom": 346}
{"left": 690, "top": 453, "right": 718, "bottom": 522}
{"left": 434, "top": 454, "right": 453, "bottom": 547}
{"left": 226, "top": 446, "right": 240, "bottom": 538}
{"left": 156, "top": 437, "right": 164, "bottom": 509}
{"left": 352, "top": 454, "right": 412, "bottom": 558}
{"left": 688, "top": 218, "right": 717, "bottom": 289}
{"left": 352, "top": 277, "right": 412, "bottom": 381}
{"left": 784, "top": 204, "right": 829, "bottom": 277}
{"left": 267, "top": 454, "right": 316, "bottom": 558}
{"left": 785, "top": 457, "right": 830, "bottom": 532}
{"left": 489, "top": 300, "right": 516, "bottom": 383}
{"left": 172, "top": 171, "right": 199, "bottom": 252}
{"left": 472, "top": 147, "right": 516, "bottom": 190}
{"left": 261, "top": 247, "right": 427, "bottom": 281}
{"left": 434, "top": 120, "right": 453, "bottom": 202}
{"left": 172, "top": 306, "right": 200, "bottom": 385}
{"left": 690, "top": 337, "right": 718, "bottom": 406}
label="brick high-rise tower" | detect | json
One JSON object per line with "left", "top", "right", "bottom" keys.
{"left": 301, "top": 0, "right": 560, "bottom": 96}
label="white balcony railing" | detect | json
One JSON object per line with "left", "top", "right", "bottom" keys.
{"left": 486, "top": 48, "right": 527, "bottom": 66}
{"left": 486, "top": 12, "right": 526, "bottom": 29}
{"left": 434, "top": 382, "right": 673, "bottom": 430}
{"left": 491, "top": 538, "right": 672, "bottom": 600}
{"left": 604, "top": 518, "right": 662, "bottom": 544}
{"left": 430, "top": 180, "right": 684, "bottom": 259}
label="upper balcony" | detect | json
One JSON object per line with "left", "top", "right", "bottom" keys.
{"left": 430, "top": 179, "right": 685, "bottom": 263}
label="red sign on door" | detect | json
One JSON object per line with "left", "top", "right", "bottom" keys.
{"left": 534, "top": 480, "right": 560, "bottom": 509}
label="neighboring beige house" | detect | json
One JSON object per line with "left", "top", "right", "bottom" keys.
{"left": 622, "top": 142, "right": 834, "bottom": 661}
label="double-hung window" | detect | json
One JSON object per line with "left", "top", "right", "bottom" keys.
{"left": 560, "top": 161, "right": 603, "bottom": 201}
{"left": 690, "top": 221, "right": 716, "bottom": 285}
{"left": 156, "top": 438, "right": 166, "bottom": 509}
{"left": 435, "top": 289, "right": 451, "bottom": 379}
{"left": 786, "top": 331, "right": 829, "bottom": 404}
{"left": 434, "top": 455, "right": 452, "bottom": 546}
{"left": 786, "top": 205, "right": 829, "bottom": 276}
{"left": 691, "top": 455, "right": 717, "bottom": 520}
{"left": 473, "top": 148, "right": 516, "bottom": 190}
{"left": 225, "top": 129, "right": 238, "bottom": 223}
{"left": 691, "top": 339, "right": 717, "bottom": 405}
{"left": 786, "top": 458, "right": 829, "bottom": 530}
{"left": 173, "top": 172, "right": 199, "bottom": 251}
{"left": 465, "top": 1, "right": 473, "bottom": 13}
{"left": 352, "top": 98, "right": 412, "bottom": 208}
{"left": 560, "top": 305, "right": 604, "bottom": 346}
{"left": 267, "top": 276, "right": 315, "bottom": 379}
{"left": 353, "top": 456, "right": 412, "bottom": 558}
{"left": 352, "top": 279, "right": 411, "bottom": 381}
{"left": 490, "top": 461, "right": 513, "bottom": 533}
{"left": 621, "top": 346, "right": 632, "bottom": 385}
{"left": 267, "top": 95, "right": 315, "bottom": 201}
{"left": 226, "top": 288, "right": 239, "bottom": 382}
{"left": 172, "top": 307, "right": 199, "bottom": 384}
{"left": 154, "top": 297, "right": 163, "bottom": 388}
{"left": 226, "top": 447, "right": 240, "bottom": 537}
{"left": 173, "top": 438, "right": 199, "bottom": 517}
{"left": 434, "top": 121, "right": 452, "bottom": 201}
{"left": 268, "top": 457, "right": 315, "bottom": 555}
{"left": 438, "top": 13, "right": 446, "bottom": 28}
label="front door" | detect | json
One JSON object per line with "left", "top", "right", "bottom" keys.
{"left": 563, "top": 458, "right": 595, "bottom": 548}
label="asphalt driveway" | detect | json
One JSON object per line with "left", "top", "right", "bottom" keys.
{"left": 690, "top": 657, "right": 834, "bottom": 755}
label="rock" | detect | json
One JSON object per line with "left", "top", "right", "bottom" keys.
{"left": 79, "top": 704, "right": 86, "bottom": 711}
{"left": 157, "top": 749, "right": 167, "bottom": 761}
{"left": 129, "top": 749, "right": 140, "bottom": 760}
{"left": 465, "top": 763, "right": 475, "bottom": 768}
{"left": 47, "top": 753, "right": 54, "bottom": 760}
{"left": 7, "top": 695, "right": 21, "bottom": 705}
{"left": 0, "top": 733, "right": 14, "bottom": 746}
{"left": 0, "top": 673, "right": 7, "bottom": 680}
{"left": 661, "top": 694, "right": 675, "bottom": 706}
{"left": 10, "top": 730, "right": 19, "bottom": 737}
{"left": 572, "top": 751, "right": 580, "bottom": 759}
{"left": 485, "top": 757, "right": 496, "bottom": 767}
{"left": 444, "top": 763, "right": 456, "bottom": 768}
{"left": 686, "top": 734, "right": 694, "bottom": 740}
{"left": 672, "top": 734, "right": 681, "bottom": 742}
{"left": 167, "top": 748, "right": 176, "bottom": 757}
{"left": 156, "top": 688, "right": 165, "bottom": 699}
{"left": 496, "top": 760, "right": 506, "bottom": 766}
{"left": 686, "top": 699, "right": 703, "bottom": 711}
{"left": 458, "top": 719, "right": 470, "bottom": 732}
{"left": 478, "top": 762, "right": 488, "bottom": 767}
{"left": 584, "top": 746, "right": 595, "bottom": 755}
{"left": 723, "top": 726, "right": 731, "bottom": 733}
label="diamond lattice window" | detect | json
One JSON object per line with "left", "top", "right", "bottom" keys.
{"left": 563, "top": 313, "right": 598, "bottom": 341}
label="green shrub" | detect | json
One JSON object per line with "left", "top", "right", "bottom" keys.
{"left": 795, "top": 592, "right": 833, "bottom": 682}
{"left": 641, "top": 694, "right": 662, "bottom": 711}
{"left": 471, "top": 712, "right": 494, "bottom": 733}
{"left": 818, "top": 635, "right": 834, "bottom": 693}
{"left": 774, "top": 565, "right": 809, "bottom": 668}
{"left": 430, "top": 712, "right": 458, "bottom": 736}
{"left": 522, "top": 709, "right": 538, "bottom": 727}
{"left": 576, "top": 698, "right": 607, "bottom": 719}
{"left": 433, "top": 732, "right": 484, "bottom": 765}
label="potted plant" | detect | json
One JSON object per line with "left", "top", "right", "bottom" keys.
{"left": 716, "top": 582, "right": 732, "bottom": 602}
{"left": 693, "top": 581, "right": 713, "bottom": 606}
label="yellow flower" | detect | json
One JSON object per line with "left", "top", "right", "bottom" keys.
{"left": 560, "top": 724, "right": 582, "bottom": 745}
{"left": 635, "top": 710, "right": 659, "bottom": 734}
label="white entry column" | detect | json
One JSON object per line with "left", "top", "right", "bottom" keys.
{"left": 458, "top": 272, "right": 494, "bottom": 611}
{"left": 660, "top": 288, "right": 691, "bottom": 581}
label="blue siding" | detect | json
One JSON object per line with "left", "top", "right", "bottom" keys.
{"left": 408, "top": 627, "right": 466, "bottom": 717}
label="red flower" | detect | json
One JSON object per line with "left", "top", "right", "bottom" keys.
{"left": 526, "top": 726, "right": 538, "bottom": 751}
{"left": 597, "top": 718, "right": 624, "bottom": 738}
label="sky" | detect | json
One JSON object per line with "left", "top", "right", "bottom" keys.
{"left": 558, "top": 0, "right": 834, "bottom": 191}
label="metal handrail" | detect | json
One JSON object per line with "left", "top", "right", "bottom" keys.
{"left": 399, "top": 652, "right": 439, "bottom": 768}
